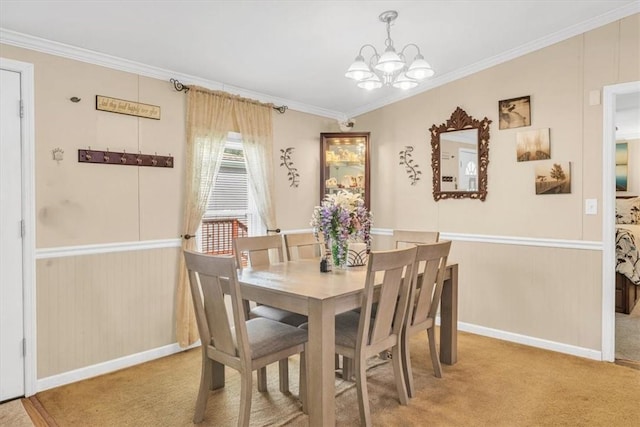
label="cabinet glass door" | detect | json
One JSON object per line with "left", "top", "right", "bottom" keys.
{"left": 320, "top": 132, "right": 370, "bottom": 209}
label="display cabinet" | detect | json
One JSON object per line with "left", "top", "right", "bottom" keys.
{"left": 320, "top": 132, "right": 370, "bottom": 209}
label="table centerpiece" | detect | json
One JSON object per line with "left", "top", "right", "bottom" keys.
{"left": 310, "top": 190, "right": 372, "bottom": 269}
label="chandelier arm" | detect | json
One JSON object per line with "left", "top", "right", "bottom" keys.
{"left": 357, "top": 44, "right": 379, "bottom": 58}
{"left": 399, "top": 43, "right": 422, "bottom": 57}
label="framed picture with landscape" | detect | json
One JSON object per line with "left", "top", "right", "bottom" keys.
{"left": 498, "top": 95, "right": 531, "bottom": 130}
{"left": 516, "top": 128, "right": 550, "bottom": 161}
{"left": 535, "top": 162, "right": 571, "bottom": 195}
{"left": 616, "top": 142, "right": 628, "bottom": 191}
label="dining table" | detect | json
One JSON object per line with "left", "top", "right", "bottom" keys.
{"left": 237, "top": 259, "right": 459, "bottom": 427}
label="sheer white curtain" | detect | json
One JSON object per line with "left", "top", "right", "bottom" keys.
{"left": 176, "top": 87, "right": 233, "bottom": 347}
{"left": 177, "top": 89, "right": 278, "bottom": 347}
{"left": 234, "top": 100, "right": 278, "bottom": 232}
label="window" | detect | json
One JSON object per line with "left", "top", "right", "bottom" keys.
{"left": 198, "top": 133, "right": 264, "bottom": 254}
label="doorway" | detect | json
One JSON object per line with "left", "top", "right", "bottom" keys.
{"left": 602, "top": 81, "right": 640, "bottom": 363}
{"left": 0, "top": 57, "right": 36, "bottom": 399}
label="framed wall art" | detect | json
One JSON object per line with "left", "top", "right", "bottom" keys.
{"left": 516, "top": 128, "right": 550, "bottom": 161}
{"left": 616, "top": 142, "right": 628, "bottom": 191}
{"left": 96, "top": 95, "right": 161, "bottom": 120}
{"left": 535, "top": 162, "right": 571, "bottom": 195}
{"left": 498, "top": 95, "right": 530, "bottom": 130}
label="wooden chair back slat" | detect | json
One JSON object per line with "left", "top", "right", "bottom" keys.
{"left": 393, "top": 229, "right": 439, "bottom": 249}
{"left": 408, "top": 241, "right": 451, "bottom": 328}
{"left": 283, "top": 232, "right": 324, "bottom": 260}
{"left": 358, "top": 247, "right": 417, "bottom": 351}
{"left": 234, "top": 235, "right": 284, "bottom": 269}
{"left": 184, "top": 251, "right": 248, "bottom": 359}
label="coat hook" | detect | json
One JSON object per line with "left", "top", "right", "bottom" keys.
{"left": 120, "top": 150, "right": 127, "bottom": 164}
{"left": 103, "top": 148, "right": 110, "bottom": 162}
{"left": 70, "top": 96, "right": 81, "bottom": 103}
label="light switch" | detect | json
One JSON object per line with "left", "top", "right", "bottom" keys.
{"left": 589, "top": 90, "right": 601, "bottom": 106}
{"left": 585, "top": 198, "right": 597, "bottom": 215}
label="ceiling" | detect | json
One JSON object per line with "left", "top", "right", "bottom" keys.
{"left": 0, "top": 1, "right": 638, "bottom": 119}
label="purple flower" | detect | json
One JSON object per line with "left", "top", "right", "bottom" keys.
{"left": 310, "top": 191, "right": 373, "bottom": 266}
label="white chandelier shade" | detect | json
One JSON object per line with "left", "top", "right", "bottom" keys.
{"left": 345, "top": 10, "right": 434, "bottom": 90}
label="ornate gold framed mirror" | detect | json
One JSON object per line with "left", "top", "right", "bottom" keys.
{"left": 430, "top": 107, "right": 491, "bottom": 201}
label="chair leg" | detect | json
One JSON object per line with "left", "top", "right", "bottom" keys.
{"left": 355, "top": 355, "right": 372, "bottom": 427}
{"left": 238, "top": 370, "right": 253, "bottom": 427}
{"left": 193, "top": 357, "right": 214, "bottom": 423}
{"left": 401, "top": 329, "right": 415, "bottom": 398}
{"left": 257, "top": 367, "right": 267, "bottom": 392}
{"left": 299, "top": 351, "right": 308, "bottom": 414}
{"left": 343, "top": 356, "right": 354, "bottom": 381}
{"left": 391, "top": 345, "right": 409, "bottom": 405}
{"left": 279, "top": 358, "right": 289, "bottom": 393}
{"left": 427, "top": 327, "right": 442, "bottom": 378}
{"left": 212, "top": 360, "right": 225, "bottom": 390}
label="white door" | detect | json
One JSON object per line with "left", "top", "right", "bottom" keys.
{"left": 458, "top": 148, "right": 478, "bottom": 191}
{"left": 0, "top": 68, "right": 25, "bottom": 401}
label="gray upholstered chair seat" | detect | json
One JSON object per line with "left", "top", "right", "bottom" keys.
{"left": 243, "top": 318, "right": 308, "bottom": 359}
{"left": 249, "top": 305, "right": 308, "bottom": 327}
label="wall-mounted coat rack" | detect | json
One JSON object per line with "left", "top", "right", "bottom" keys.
{"left": 78, "top": 148, "right": 173, "bottom": 168}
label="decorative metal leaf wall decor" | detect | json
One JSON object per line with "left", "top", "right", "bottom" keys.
{"left": 399, "top": 146, "right": 422, "bottom": 185}
{"left": 279, "top": 147, "right": 300, "bottom": 187}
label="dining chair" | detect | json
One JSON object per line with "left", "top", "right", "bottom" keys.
{"left": 401, "top": 240, "right": 451, "bottom": 398}
{"left": 393, "top": 229, "right": 440, "bottom": 247}
{"left": 234, "top": 235, "right": 308, "bottom": 391}
{"left": 319, "top": 246, "right": 417, "bottom": 426}
{"left": 342, "top": 228, "right": 440, "bottom": 379}
{"left": 234, "top": 235, "right": 308, "bottom": 326}
{"left": 183, "top": 250, "right": 308, "bottom": 426}
{"left": 283, "top": 232, "right": 324, "bottom": 261}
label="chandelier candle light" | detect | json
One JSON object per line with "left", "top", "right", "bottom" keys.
{"left": 345, "top": 10, "right": 435, "bottom": 90}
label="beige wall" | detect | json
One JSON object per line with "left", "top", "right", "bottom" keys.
{"left": 0, "top": 44, "right": 336, "bottom": 378}
{"left": 0, "top": 14, "right": 638, "bottom": 380}
{"left": 354, "top": 15, "right": 639, "bottom": 351}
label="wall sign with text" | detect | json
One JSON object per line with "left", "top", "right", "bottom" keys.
{"left": 96, "top": 95, "right": 161, "bottom": 120}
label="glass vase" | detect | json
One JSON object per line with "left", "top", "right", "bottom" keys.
{"left": 329, "top": 238, "right": 349, "bottom": 270}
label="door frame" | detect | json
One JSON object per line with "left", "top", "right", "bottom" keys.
{"left": 601, "top": 81, "right": 640, "bottom": 362}
{"left": 0, "top": 57, "right": 36, "bottom": 396}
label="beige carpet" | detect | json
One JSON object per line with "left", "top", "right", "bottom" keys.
{"left": 0, "top": 399, "right": 33, "bottom": 427}
{"left": 35, "top": 330, "right": 640, "bottom": 426}
{"left": 616, "top": 301, "right": 640, "bottom": 362}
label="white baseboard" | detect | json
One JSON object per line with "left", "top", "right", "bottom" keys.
{"left": 36, "top": 340, "right": 200, "bottom": 392}
{"left": 37, "top": 318, "right": 604, "bottom": 393}
{"left": 454, "top": 321, "right": 602, "bottom": 361}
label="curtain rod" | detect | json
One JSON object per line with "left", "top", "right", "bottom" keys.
{"left": 170, "top": 78, "right": 288, "bottom": 114}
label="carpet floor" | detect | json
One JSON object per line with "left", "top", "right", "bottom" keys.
{"left": 32, "top": 330, "right": 640, "bottom": 426}
{"left": 0, "top": 399, "right": 32, "bottom": 427}
{"left": 616, "top": 300, "right": 640, "bottom": 362}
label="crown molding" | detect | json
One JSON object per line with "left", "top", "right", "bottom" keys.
{"left": 345, "top": 2, "right": 640, "bottom": 118}
{"left": 0, "top": 28, "right": 345, "bottom": 121}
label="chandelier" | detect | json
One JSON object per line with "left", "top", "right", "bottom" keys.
{"left": 345, "top": 10, "right": 434, "bottom": 90}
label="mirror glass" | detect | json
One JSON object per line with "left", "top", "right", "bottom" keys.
{"left": 439, "top": 129, "right": 479, "bottom": 192}
{"left": 430, "top": 107, "right": 491, "bottom": 201}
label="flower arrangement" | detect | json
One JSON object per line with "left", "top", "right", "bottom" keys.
{"left": 310, "top": 190, "right": 372, "bottom": 268}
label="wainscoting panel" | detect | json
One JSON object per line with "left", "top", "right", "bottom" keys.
{"left": 36, "top": 246, "right": 180, "bottom": 378}
{"left": 447, "top": 241, "right": 602, "bottom": 351}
